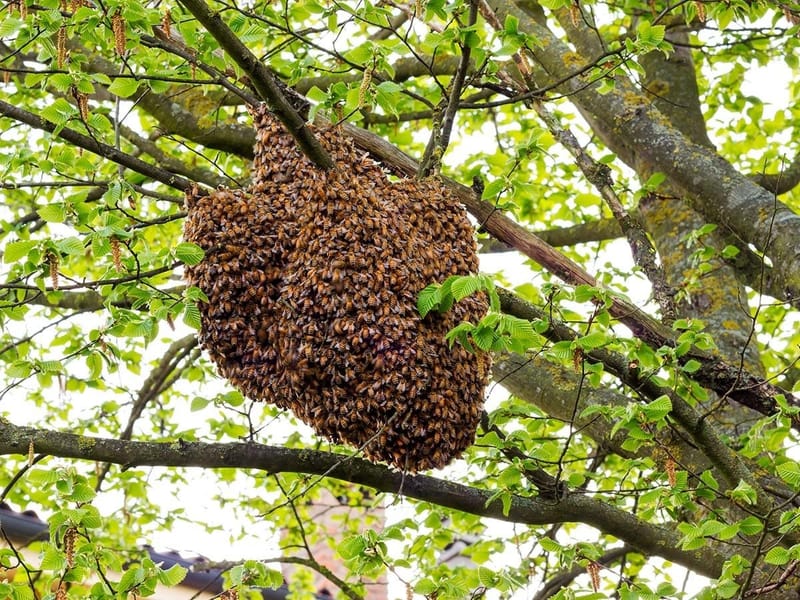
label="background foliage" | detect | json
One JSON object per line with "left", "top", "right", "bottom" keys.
{"left": 1, "top": 0, "right": 799, "bottom": 598}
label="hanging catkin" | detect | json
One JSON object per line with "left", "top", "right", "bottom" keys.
{"left": 183, "top": 105, "right": 490, "bottom": 470}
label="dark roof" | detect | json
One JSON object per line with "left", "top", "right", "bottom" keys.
{"left": 0, "top": 502, "right": 319, "bottom": 600}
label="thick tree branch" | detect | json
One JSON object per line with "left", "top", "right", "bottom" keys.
{"left": 0, "top": 419, "right": 730, "bottom": 579}
{"left": 178, "top": 0, "right": 333, "bottom": 169}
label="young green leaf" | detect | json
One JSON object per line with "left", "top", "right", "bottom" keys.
{"left": 107, "top": 77, "right": 143, "bottom": 98}
{"left": 3, "top": 240, "right": 38, "bottom": 263}
{"left": 38, "top": 203, "right": 67, "bottom": 223}
{"left": 175, "top": 242, "right": 205, "bottom": 266}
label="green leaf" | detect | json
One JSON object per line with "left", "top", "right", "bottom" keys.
{"left": 3, "top": 240, "right": 38, "bottom": 263}
{"left": 86, "top": 352, "right": 104, "bottom": 380}
{"left": 37, "top": 203, "right": 67, "bottom": 223}
{"left": 157, "top": 564, "right": 187, "bottom": 586}
{"left": 472, "top": 325, "right": 498, "bottom": 351}
{"left": 118, "top": 566, "right": 146, "bottom": 592}
{"left": 498, "top": 314, "right": 534, "bottom": 339}
{"left": 221, "top": 390, "right": 244, "bottom": 407}
{"left": 450, "top": 275, "right": 481, "bottom": 301}
{"left": 699, "top": 469, "right": 719, "bottom": 491}
{"left": 182, "top": 301, "right": 201, "bottom": 329}
{"left": 416, "top": 579, "right": 438, "bottom": 595}
{"left": 174, "top": 242, "right": 205, "bottom": 266}
{"left": 7, "top": 360, "right": 32, "bottom": 378}
{"left": 54, "top": 236, "right": 85, "bottom": 255}
{"left": 682, "top": 359, "right": 702, "bottom": 373}
{"left": 642, "top": 395, "right": 672, "bottom": 421}
{"left": 737, "top": 516, "right": 763, "bottom": 536}
{"left": 191, "top": 396, "right": 209, "bottom": 411}
{"left": 538, "top": 537, "right": 561, "bottom": 552}
{"left": 477, "top": 567, "right": 495, "bottom": 588}
{"left": 777, "top": 461, "right": 800, "bottom": 488}
{"left": 184, "top": 286, "right": 209, "bottom": 303}
{"left": 338, "top": 535, "right": 367, "bottom": 560}
{"left": 70, "top": 482, "right": 96, "bottom": 503}
{"left": 91, "top": 72, "right": 113, "bottom": 86}
{"left": 40, "top": 98, "right": 75, "bottom": 125}
{"left": 714, "top": 580, "right": 740, "bottom": 599}
{"left": 643, "top": 171, "right": 666, "bottom": 190}
{"left": 573, "top": 285, "right": 598, "bottom": 303}
{"left": 40, "top": 545, "right": 67, "bottom": 571}
{"left": 504, "top": 14, "right": 519, "bottom": 34}
{"left": 374, "top": 81, "right": 403, "bottom": 116}
{"left": 0, "top": 16, "right": 23, "bottom": 37}
{"left": 445, "top": 322, "right": 476, "bottom": 352}
{"left": 481, "top": 178, "right": 507, "bottom": 200}
{"left": 575, "top": 331, "right": 608, "bottom": 350}
{"left": 107, "top": 77, "right": 143, "bottom": 98}
{"left": 764, "top": 546, "right": 790, "bottom": 565}
{"left": 547, "top": 340, "right": 574, "bottom": 361}
{"left": 728, "top": 480, "right": 758, "bottom": 505}
{"left": 721, "top": 244, "right": 740, "bottom": 259}
{"left": 417, "top": 284, "right": 441, "bottom": 318}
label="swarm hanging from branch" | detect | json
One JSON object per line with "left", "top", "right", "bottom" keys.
{"left": 183, "top": 105, "right": 490, "bottom": 471}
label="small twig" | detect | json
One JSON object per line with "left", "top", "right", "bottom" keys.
{"left": 533, "top": 545, "right": 633, "bottom": 600}
{"left": 743, "top": 560, "right": 800, "bottom": 598}
{"left": 418, "top": 0, "right": 478, "bottom": 177}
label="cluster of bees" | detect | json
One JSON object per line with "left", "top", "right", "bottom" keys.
{"left": 183, "top": 105, "right": 490, "bottom": 471}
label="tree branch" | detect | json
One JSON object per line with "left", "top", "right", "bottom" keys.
{"left": 177, "top": 0, "right": 334, "bottom": 169}
{"left": 203, "top": 556, "right": 362, "bottom": 600}
{"left": 479, "top": 218, "right": 623, "bottom": 251}
{"left": 418, "top": 0, "right": 478, "bottom": 177}
{"left": 528, "top": 91, "right": 678, "bottom": 323}
{"left": 533, "top": 545, "right": 633, "bottom": 600}
{"left": 0, "top": 101, "right": 195, "bottom": 192}
{"left": 118, "top": 124, "right": 233, "bottom": 189}
{"left": 497, "top": 287, "right": 796, "bottom": 544}
{"left": 750, "top": 151, "right": 800, "bottom": 195}
{"left": 96, "top": 335, "right": 199, "bottom": 489}
{"left": 293, "top": 55, "right": 466, "bottom": 95}
{"left": 0, "top": 419, "right": 730, "bottom": 579}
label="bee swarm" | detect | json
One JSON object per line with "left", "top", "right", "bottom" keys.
{"left": 183, "top": 105, "right": 490, "bottom": 471}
